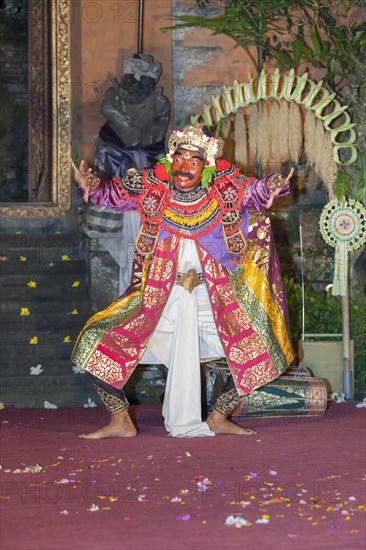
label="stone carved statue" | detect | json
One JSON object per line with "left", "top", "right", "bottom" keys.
{"left": 85, "top": 53, "right": 170, "bottom": 302}
{"left": 94, "top": 53, "right": 170, "bottom": 177}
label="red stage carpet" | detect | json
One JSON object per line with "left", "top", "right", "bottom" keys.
{"left": 1, "top": 402, "right": 365, "bottom": 550}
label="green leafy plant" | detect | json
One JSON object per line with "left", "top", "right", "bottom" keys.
{"left": 163, "top": 0, "right": 366, "bottom": 206}
{"left": 352, "top": 146, "right": 366, "bottom": 205}
{"left": 164, "top": 1, "right": 365, "bottom": 82}
{"left": 333, "top": 170, "right": 351, "bottom": 202}
{"left": 162, "top": 0, "right": 313, "bottom": 75}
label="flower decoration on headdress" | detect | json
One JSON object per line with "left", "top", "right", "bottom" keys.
{"left": 167, "top": 124, "right": 224, "bottom": 167}
{"left": 157, "top": 124, "right": 224, "bottom": 188}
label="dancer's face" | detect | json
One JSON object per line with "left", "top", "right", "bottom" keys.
{"left": 171, "top": 148, "right": 204, "bottom": 191}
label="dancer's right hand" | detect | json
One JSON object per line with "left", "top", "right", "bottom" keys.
{"left": 70, "top": 159, "right": 100, "bottom": 203}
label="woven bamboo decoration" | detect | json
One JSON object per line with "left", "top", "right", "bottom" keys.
{"left": 192, "top": 70, "right": 358, "bottom": 195}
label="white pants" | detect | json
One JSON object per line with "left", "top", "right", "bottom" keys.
{"left": 141, "top": 241, "right": 225, "bottom": 437}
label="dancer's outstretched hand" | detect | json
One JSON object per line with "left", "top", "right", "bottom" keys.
{"left": 266, "top": 167, "right": 294, "bottom": 208}
{"left": 70, "top": 159, "right": 100, "bottom": 203}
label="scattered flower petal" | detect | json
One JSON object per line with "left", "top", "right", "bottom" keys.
{"left": 29, "top": 337, "right": 38, "bottom": 345}
{"left": 202, "top": 477, "right": 212, "bottom": 485}
{"left": 88, "top": 504, "right": 100, "bottom": 512}
{"left": 225, "top": 515, "right": 248, "bottom": 527}
{"left": 330, "top": 392, "right": 346, "bottom": 403}
{"left": 23, "top": 464, "right": 42, "bottom": 473}
{"left": 27, "top": 281, "right": 37, "bottom": 288}
{"left": 67, "top": 309, "right": 79, "bottom": 315}
{"left": 20, "top": 308, "right": 30, "bottom": 316}
{"left": 255, "top": 518, "right": 269, "bottom": 524}
{"left": 44, "top": 401, "right": 58, "bottom": 409}
{"left": 61, "top": 255, "right": 71, "bottom": 261}
{"left": 60, "top": 510, "right": 69, "bottom": 515}
{"left": 72, "top": 365, "right": 84, "bottom": 374}
{"left": 177, "top": 514, "right": 191, "bottom": 521}
{"left": 269, "top": 469, "right": 277, "bottom": 476}
{"left": 72, "top": 281, "right": 80, "bottom": 287}
{"left": 30, "top": 364, "right": 43, "bottom": 375}
{"left": 83, "top": 398, "right": 97, "bottom": 408}
{"left": 19, "top": 256, "right": 27, "bottom": 262}
{"left": 63, "top": 336, "right": 73, "bottom": 343}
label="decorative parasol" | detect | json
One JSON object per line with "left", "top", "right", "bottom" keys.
{"left": 320, "top": 199, "right": 366, "bottom": 296}
{"left": 319, "top": 198, "right": 366, "bottom": 398}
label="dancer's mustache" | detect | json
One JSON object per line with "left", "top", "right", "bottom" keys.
{"left": 172, "top": 170, "right": 195, "bottom": 180}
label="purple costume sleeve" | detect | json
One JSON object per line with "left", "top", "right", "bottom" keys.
{"left": 241, "top": 175, "right": 290, "bottom": 211}
{"left": 83, "top": 178, "right": 136, "bottom": 212}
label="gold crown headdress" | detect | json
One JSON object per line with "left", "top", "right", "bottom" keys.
{"left": 167, "top": 124, "right": 224, "bottom": 168}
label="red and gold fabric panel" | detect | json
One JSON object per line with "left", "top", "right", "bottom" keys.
{"left": 197, "top": 212, "right": 294, "bottom": 395}
{"left": 72, "top": 236, "right": 180, "bottom": 389}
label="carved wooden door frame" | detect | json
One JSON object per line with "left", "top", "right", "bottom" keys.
{"left": 0, "top": 0, "right": 71, "bottom": 217}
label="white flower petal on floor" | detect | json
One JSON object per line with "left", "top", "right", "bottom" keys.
{"left": 30, "top": 364, "right": 43, "bottom": 375}
{"left": 83, "top": 398, "right": 97, "bottom": 408}
{"left": 43, "top": 401, "right": 58, "bottom": 409}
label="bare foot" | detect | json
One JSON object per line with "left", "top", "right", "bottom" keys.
{"left": 79, "top": 410, "right": 137, "bottom": 439}
{"left": 207, "top": 409, "right": 256, "bottom": 436}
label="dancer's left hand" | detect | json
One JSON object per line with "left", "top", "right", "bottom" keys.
{"left": 266, "top": 167, "right": 294, "bottom": 208}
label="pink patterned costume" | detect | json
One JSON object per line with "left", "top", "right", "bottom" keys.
{"left": 72, "top": 160, "right": 294, "bottom": 437}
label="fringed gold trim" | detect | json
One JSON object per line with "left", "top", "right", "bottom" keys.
{"left": 269, "top": 100, "right": 281, "bottom": 162}
{"left": 278, "top": 101, "right": 290, "bottom": 164}
{"left": 234, "top": 109, "right": 247, "bottom": 169}
{"left": 247, "top": 104, "right": 258, "bottom": 173}
{"left": 314, "top": 119, "right": 337, "bottom": 198}
{"left": 257, "top": 101, "right": 271, "bottom": 166}
{"left": 288, "top": 102, "right": 303, "bottom": 163}
{"left": 304, "top": 109, "right": 317, "bottom": 167}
